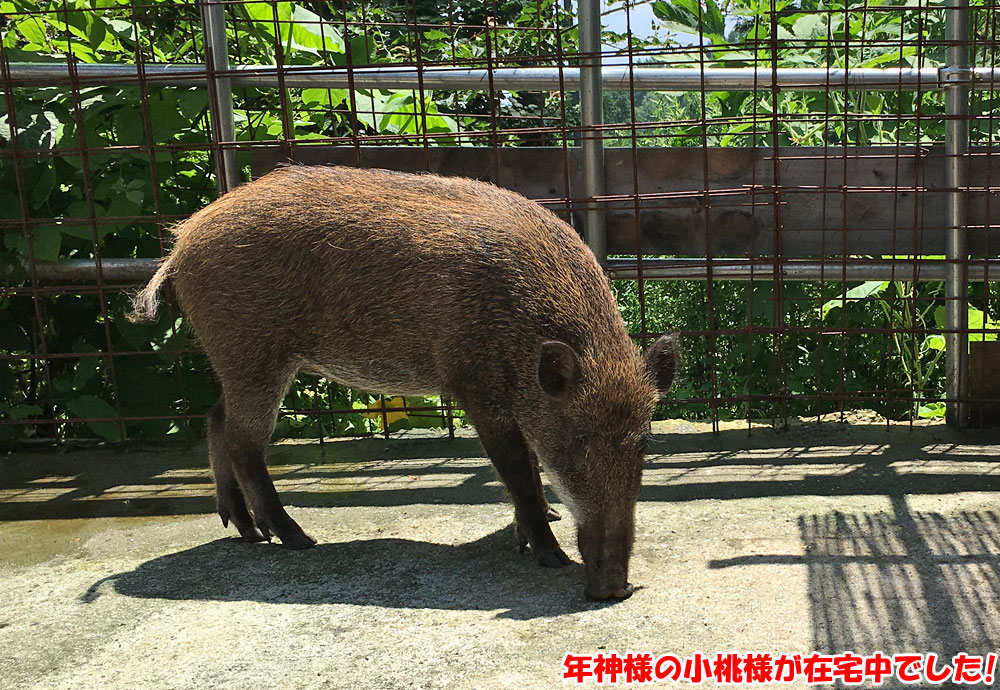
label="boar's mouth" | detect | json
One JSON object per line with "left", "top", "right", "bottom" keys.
{"left": 585, "top": 582, "right": 635, "bottom": 601}
{"left": 582, "top": 554, "right": 634, "bottom": 601}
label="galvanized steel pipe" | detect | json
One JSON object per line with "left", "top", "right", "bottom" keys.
{"left": 607, "top": 258, "right": 997, "bottom": 282}
{"left": 11, "top": 257, "right": 1000, "bottom": 284}
{"left": 9, "top": 63, "right": 991, "bottom": 92}
{"left": 944, "top": 0, "right": 971, "bottom": 428}
{"left": 578, "top": 0, "right": 607, "bottom": 266}
{"left": 199, "top": 0, "right": 239, "bottom": 193}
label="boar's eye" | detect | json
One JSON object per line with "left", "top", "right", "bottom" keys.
{"left": 569, "top": 434, "right": 589, "bottom": 456}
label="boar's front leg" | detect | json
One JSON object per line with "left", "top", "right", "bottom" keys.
{"left": 213, "top": 376, "right": 316, "bottom": 550}
{"left": 530, "top": 451, "right": 561, "bottom": 523}
{"left": 468, "top": 413, "right": 571, "bottom": 568}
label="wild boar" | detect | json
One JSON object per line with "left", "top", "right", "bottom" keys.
{"left": 130, "top": 164, "right": 676, "bottom": 600}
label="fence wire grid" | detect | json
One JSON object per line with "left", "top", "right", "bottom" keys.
{"left": 2, "top": 0, "right": 999, "bottom": 444}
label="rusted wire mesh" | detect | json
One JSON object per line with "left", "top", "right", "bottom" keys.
{"left": 1, "top": 0, "right": 998, "bottom": 444}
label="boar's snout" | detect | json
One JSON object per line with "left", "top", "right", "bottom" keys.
{"left": 578, "top": 517, "right": 635, "bottom": 601}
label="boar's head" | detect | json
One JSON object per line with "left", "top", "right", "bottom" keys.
{"left": 525, "top": 334, "right": 677, "bottom": 600}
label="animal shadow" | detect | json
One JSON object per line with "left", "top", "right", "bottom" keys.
{"left": 82, "top": 527, "right": 606, "bottom": 620}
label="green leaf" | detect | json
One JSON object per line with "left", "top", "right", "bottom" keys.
{"left": 347, "top": 35, "right": 374, "bottom": 65}
{"left": 49, "top": 39, "right": 99, "bottom": 63}
{"left": 968, "top": 307, "right": 1000, "bottom": 342}
{"left": 861, "top": 47, "right": 918, "bottom": 68}
{"left": 87, "top": 16, "right": 108, "bottom": 52}
{"left": 72, "top": 352, "right": 100, "bottom": 391}
{"left": 16, "top": 17, "right": 47, "bottom": 46}
{"left": 32, "top": 227, "right": 61, "bottom": 262}
{"left": 53, "top": 377, "right": 75, "bottom": 394}
{"left": 29, "top": 163, "right": 56, "bottom": 207}
{"left": 9, "top": 227, "right": 62, "bottom": 262}
{"left": 821, "top": 281, "right": 888, "bottom": 319}
{"left": 175, "top": 88, "right": 208, "bottom": 119}
{"left": 933, "top": 306, "right": 946, "bottom": 329}
{"left": 301, "top": 88, "right": 348, "bottom": 108}
{"left": 116, "top": 111, "right": 146, "bottom": 145}
{"left": 242, "top": 0, "right": 286, "bottom": 32}
{"left": 923, "top": 334, "right": 945, "bottom": 351}
{"left": 290, "top": 5, "right": 344, "bottom": 53}
{"left": 791, "top": 14, "right": 826, "bottom": 39}
{"left": 652, "top": 0, "right": 726, "bottom": 41}
{"left": 933, "top": 305, "right": 1000, "bottom": 342}
{"left": 103, "top": 18, "right": 136, "bottom": 47}
{"left": 1, "top": 109, "right": 64, "bottom": 150}
{"left": 5, "top": 404, "right": 43, "bottom": 421}
{"left": 66, "top": 394, "right": 123, "bottom": 441}
{"left": 917, "top": 402, "right": 946, "bottom": 419}
{"left": 425, "top": 113, "right": 457, "bottom": 133}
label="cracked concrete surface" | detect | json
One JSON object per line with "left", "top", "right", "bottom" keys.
{"left": 3, "top": 419, "right": 1000, "bottom": 689}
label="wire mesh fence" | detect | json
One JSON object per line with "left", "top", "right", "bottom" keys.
{"left": 1, "top": 0, "right": 999, "bottom": 445}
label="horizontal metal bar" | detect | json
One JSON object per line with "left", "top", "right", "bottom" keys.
{"left": 7, "top": 258, "right": 161, "bottom": 283}
{"left": 8, "top": 257, "right": 1000, "bottom": 285}
{"left": 606, "top": 258, "right": 1000, "bottom": 281}
{"left": 9, "top": 63, "right": 1000, "bottom": 92}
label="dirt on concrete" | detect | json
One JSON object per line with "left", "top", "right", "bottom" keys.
{"left": 3, "top": 417, "right": 1000, "bottom": 689}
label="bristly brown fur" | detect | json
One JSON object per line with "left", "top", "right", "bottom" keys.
{"left": 129, "top": 164, "right": 677, "bottom": 598}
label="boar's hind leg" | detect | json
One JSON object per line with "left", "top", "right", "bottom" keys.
{"left": 470, "top": 415, "right": 571, "bottom": 568}
{"left": 216, "top": 371, "right": 316, "bottom": 550}
{"left": 207, "top": 396, "right": 266, "bottom": 542}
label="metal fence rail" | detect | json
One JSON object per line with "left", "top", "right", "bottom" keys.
{"left": 10, "top": 63, "right": 1000, "bottom": 91}
{"left": 11, "top": 256, "right": 1000, "bottom": 285}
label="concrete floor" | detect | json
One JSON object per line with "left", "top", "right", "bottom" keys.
{"left": 4, "top": 418, "right": 1000, "bottom": 689}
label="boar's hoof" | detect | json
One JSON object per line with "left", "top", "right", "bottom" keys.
{"left": 232, "top": 519, "right": 268, "bottom": 543}
{"left": 252, "top": 509, "right": 317, "bottom": 550}
{"left": 219, "top": 506, "right": 268, "bottom": 543}
{"left": 515, "top": 522, "right": 571, "bottom": 567}
{"left": 545, "top": 506, "right": 562, "bottom": 522}
{"left": 584, "top": 583, "right": 635, "bottom": 601}
{"left": 535, "top": 545, "right": 573, "bottom": 569}
{"left": 278, "top": 529, "right": 318, "bottom": 550}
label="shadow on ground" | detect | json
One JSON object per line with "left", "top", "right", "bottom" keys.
{"left": 4, "top": 424, "right": 1000, "bottom": 521}
{"left": 0, "top": 437, "right": 498, "bottom": 521}
{"left": 711, "top": 481, "right": 1000, "bottom": 664}
{"left": 9, "top": 422, "right": 1000, "bottom": 655}
{"left": 800, "top": 505, "right": 1000, "bottom": 658}
{"left": 80, "top": 528, "right": 599, "bottom": 620}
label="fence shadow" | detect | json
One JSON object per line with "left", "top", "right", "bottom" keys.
{"left": 0, "top": 436, "right": 500, "bottom": 521}
{"left": 711, "top": 498, "right": 1000, "bottom": 676}
{"left": 3, "top": 424, "right": 1000, "bottom": 521}
{"left": 804, "top": 503, "right": 1000, "bottom": 658}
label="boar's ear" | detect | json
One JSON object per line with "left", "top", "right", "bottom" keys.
{"left": 644, "top": 333, "right": 677, "bottom": 396}
{"left": 538, "top": 340, "right": 580, "bottom": 399}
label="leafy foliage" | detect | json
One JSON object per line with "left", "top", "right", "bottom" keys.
{"left": 1, "top": 0, "right": 995, "bottom": 440}
{"left": 608, "top": 0, "right": 1000, "bottom": 423}
{"left": 2, "top": 0, "right": 556, "bottom": 440}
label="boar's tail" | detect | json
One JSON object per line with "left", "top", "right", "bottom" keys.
{"left": 128, "top": 253, "right": 176, "bottom": 323}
